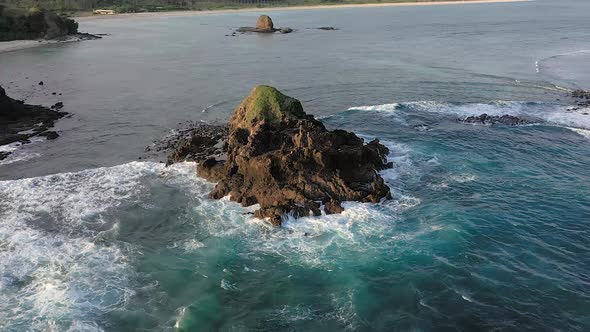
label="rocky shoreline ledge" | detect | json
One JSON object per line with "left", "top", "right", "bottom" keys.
{"left": 164, "top": 86, "right": 392, "bottom": 225}
{"left": 0, "top": 85, "right": 67, "bottom": 160}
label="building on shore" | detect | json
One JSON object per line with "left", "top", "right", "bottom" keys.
{"left": 93, "top": 9, "right": 115, "bottom": 15}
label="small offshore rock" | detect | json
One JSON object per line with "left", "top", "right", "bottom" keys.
{"left": 256, "top": 15, "right": 274, "bottom": 31}
{"left": 572, "top": 89, "right": 590, "bottom": 99}
{"left": 318, "top": 27, "right": 338, "bottom": 30}
{"left": 38, "top": 81, "right": 44, "bottom": 86}
{"left": 39, "top": 131, "right": 59, "bottom": 140}
{"left": 236, "top": 15, "right": 291, "bottom": 34}
{"left": 51, "top": 102, "right": 64, "bottom": 110}
{"left": 459, "top": 113, "right": 534, "bottom": 126}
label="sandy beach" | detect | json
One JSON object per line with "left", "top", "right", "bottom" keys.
{"left": 75, "top": 0, "right": 530, "bottom": 21}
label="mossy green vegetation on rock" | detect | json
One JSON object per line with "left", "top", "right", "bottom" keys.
{"left": 231, "top": 85, "right": 306, "bottom": 129}
{"left": 198, "top": 85, "right": 392, "bottom": 225}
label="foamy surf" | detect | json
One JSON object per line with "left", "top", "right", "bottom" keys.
{"left": 0, "top": 136, "right": 46, "bottom": 166}
{"left": 348, "top": 101, "right": 590, "bottom": 130}
{"left": 0, "top": 161, "right": 205, "bottom": 331}
{"left": 567, "top": 127, "right": 590, "bottom": 139}
{"left": 0, "top": 142, "right": 468, "bottom": 330}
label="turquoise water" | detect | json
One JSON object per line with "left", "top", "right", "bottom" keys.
{"left": 1, "top": 101, "right": 589, "bottom": 331}
{"left": 2, "top": 0, "right": 590, "bottom": 330}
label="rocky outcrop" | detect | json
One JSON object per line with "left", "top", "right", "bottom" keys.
{"left": 0, "top": 85, "right": 68, "bottom": 159}
{"left": 255, "top": 15, "right": 274, "bottom": 31}
{"left": 569, "top": 89, "right": 590, "bottom": 113}
{"left": 196, "top": 86, "right": 392, "bottom": 225}
{"left": 236, "top": 15, "right": 293, "bottom": 34}
{"left": 0, "top": 6, "right": 79, "bottom": 41}
{"left": 166, "top": 124, "right": 227, "bottom": 165}
{"left": 572, "top": 89, "right": 590, "bottom": 99}
{"left": 458, "top": 113, "right": 535, "bottom": 126}
{"left": 144, "top": 122, "right": 227, "bottom": 164}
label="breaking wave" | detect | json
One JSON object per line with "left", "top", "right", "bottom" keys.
{"left": 349, "top": 100, "right": 590, "bottom": 133}
{"left": 0, "top": 162, "right": 201, "bottom": 331}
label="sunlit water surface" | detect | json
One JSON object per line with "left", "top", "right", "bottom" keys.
{"left": 1, "top": 0, "right": 590, "bottom": 330}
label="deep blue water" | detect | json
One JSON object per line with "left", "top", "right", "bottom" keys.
{"left": 1, "top": 0, "right": 590, "bottom": 331}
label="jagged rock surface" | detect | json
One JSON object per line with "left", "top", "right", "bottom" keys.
{"left": 197, "top": 85, "right": 392, "bottom": 225}
{"left": 459, "top": 113, "right": 535, "bottom": 126}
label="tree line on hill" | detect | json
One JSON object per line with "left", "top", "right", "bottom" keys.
{"left": 0, "top": 0, "right": 346, "bottom": 13}
{"left": 0, "top": 5, "right": 78, "bottom": 41}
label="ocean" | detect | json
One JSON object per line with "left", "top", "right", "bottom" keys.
{"left": 1, "top": 0, "right": 589, "bottom": 330}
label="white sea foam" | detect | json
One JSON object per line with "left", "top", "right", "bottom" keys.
{"left": 220, "top": 279, "right": 238, "bottom": 290}
{"left": 567, "top": 127, "right": 590, "bottom": 139}
{"left": 350, "top": 102, "right": 400, "bottom": 112}
{"left": 0, "top": 136, "right": 45, "bottom": 166}
{"left": 174, "top": 307, "right": 187, "bottom": 329}
{"left": 450, "top": 174, "right": 477, "bottom": 183}
{"left": 349, "top": 101, "right": 590, "bottom": 130}
{"left": 0, "top": 161, "right": 203, "bottom": 330}
{"left": 0, "top": 155, "right": 429, "bottom": 329}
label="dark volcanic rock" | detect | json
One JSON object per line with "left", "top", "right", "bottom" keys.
{"left": 569, "top": 89, "right": 590, "bottom": 112}
{"left": 144, "top": 122, "right": 227, "bottom": 165}
{"left": 197, "top": 85, "right": 392, "bottom": 225}
{"left": 459, "top": 113, "right": 534, "bottom": 126}
{"left": 572, "top": 89, "right": 590, "bottom": 99}
{"left": 165, "top": 124, "right": 227, "bottom": 165}
{"left": 38, "top": 131, "right": 59, "bottom": 140}
{"left": 0, "top": 85, "right": 67, "bottom": 156}
{"left": 51, "top": 102, "right": 64, "bottom": 110}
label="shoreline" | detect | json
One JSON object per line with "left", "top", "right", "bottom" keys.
{"left": 75, "top": 0, "right": 531, "bottom": 21}
{"left": 0, "top": 0, "right": 531, "bottom": 53}
{"left": 0, "top": 34, "right": 99, "bottom": 54}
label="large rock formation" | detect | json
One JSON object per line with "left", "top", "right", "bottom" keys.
{"left": 197, "top": 86, "right": 392, "bottom": 225}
